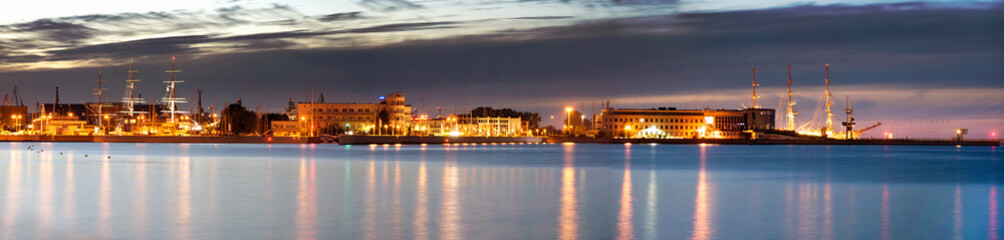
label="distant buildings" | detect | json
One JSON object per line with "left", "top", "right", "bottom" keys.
{"left": 270, "top": 93, "right": 534, "bottom": 137}
{"left": 597, "top": 107, "right": 775, "bottom": 139}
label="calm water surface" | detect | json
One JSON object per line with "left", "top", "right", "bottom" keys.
{"left": 0, "top": 142, "right": 1000, "bottom": 239}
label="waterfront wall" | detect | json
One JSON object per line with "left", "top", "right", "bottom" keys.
{"left": 0, "top": 135, "right": 319, "bottom": 144}
{"left": 338, "top": 135, "right": 545, "bottom": 145}
{"left": 546, "top": 137, "right": 1000, "bottom": 146}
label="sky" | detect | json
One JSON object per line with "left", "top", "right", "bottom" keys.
{"left": 0, "top": 0, "right": 1001, "bottom": 138}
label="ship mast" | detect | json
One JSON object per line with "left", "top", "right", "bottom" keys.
{"left": 751, "top": 66, "right": 759, "bottom": 109}
{"left": 824, "top": 63, "right": 833, "bottom": 134}
{"left": 786, "top": 62, "right": 797, "bottom": 130}
{"left": 94, "top": 71, "right": 106, "bottom": 128}
{"left": 843, "top": 96, "right": 855, "bottom": 139}
{"left": 121, "top": 60, "right": 147, "bottom": 117}
{"left": 162, "top": 56, "right": 188, "bottom": 123}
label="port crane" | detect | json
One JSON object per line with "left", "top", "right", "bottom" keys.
{"left": 2, "top": 86, "right": 24, "bottom": 107}
{"left": 839, "top": 96, "right": 881, "bottom": 139}
{"left": 852, "top": 122, "right": 882, "bottom": 139}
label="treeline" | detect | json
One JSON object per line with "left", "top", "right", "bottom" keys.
{"left": 459, "top": 106, "right": 542, "bottom": 129}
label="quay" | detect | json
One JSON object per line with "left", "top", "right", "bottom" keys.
{"left": 0, "top": 135, "right": 319, "bottom": 144}
{"left": 337, "top": 135, "right": 544, "bottom": 145}
{"left": 547, "top": 137, "right": 1001, "bottom": 146}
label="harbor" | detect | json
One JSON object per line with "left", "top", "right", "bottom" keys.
{"left": 0, "top": 58, "right": 997, "bottom": 146}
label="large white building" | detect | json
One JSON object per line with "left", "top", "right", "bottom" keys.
{"left": 597, "top": 107, "right": 775, "bottom": 139}
{"left": 410, "top": 115, "right": 525, "bottom": 137}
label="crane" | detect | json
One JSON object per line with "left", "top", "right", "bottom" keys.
{"left": 853, "top": 122, "right": 882, "bottom": 139}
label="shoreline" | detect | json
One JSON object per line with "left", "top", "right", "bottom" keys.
{"left": 0, "top": 135, "right": 319, "bottom": 144}
{"left": 0, "top": 135, "right": 997, "bottom": 146}
{"left": 547, "top": 137, "right": 1000, "bottom": 146}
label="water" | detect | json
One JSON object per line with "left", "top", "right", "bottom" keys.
{"left": 0, "top": 142, "right": 1000, "bottom": 240}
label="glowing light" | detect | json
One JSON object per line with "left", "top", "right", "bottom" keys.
{"left": 565, "top": 107, "right": 573, "bottom": 112}
{"left": 704, "top": 116, "right": 714, "bottom": 125}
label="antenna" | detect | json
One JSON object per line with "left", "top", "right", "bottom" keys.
{"left": 162, "top": 56, "right": 188, "bottom": 123}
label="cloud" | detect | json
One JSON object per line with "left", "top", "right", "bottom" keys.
{"left": 357, "top": 0, "right": 423, "bottom": 12}
{"left": 509, "top": 16, "right": 575, "bottom": 20}
{"left": 345, "top": 21, "right": 457, "bottom": 33}
{"left": 318, "top": 12, "right": 365, "bottom": 22}
{"left": 4, "top": 19, "right": 96, "bottom": 43}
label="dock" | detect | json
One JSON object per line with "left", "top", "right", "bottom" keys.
{"left": 547, "top": 137, "right": 1000, "bottom": 146}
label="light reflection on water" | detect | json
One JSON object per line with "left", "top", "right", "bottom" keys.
{"left": 692, "top": 144, "right": 711, "bottom": 240}
{"left": 0, "top": 142, "right": 1001, "bottom": 239}
{"left": 559, "top": 144, "right": 578, "bottom": 240}
{"left": 616, "top": 145, "right": 633, "bottom": 240}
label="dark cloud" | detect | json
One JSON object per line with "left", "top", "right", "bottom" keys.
{"left": 608, "top": 0, "right": 679, "bottom": 5}
{"left": 8, "top": 20, "right": 458, "bottom": 62}
{"left": 357, "top": 0, "right": 422, "bottom": 12}
{"left": 4, "top": 19, "right": 96, "bottom": 43}
{"left": 263, "top": 19, "right": 299, "bottom": 26}
{"left": 346, "top": 21, "right": 457, "bottom": 33}
{"left": 43, "top": 35, "right": 211, "bottom": 60}
{"left": 509, "top": 16, "right": 575, "bottom": 20}
{"left": 318, "top": 12, "right": 365, "bottom": 22}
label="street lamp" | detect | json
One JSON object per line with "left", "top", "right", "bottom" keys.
{"left": 103, "top": 114, "right": 110, "bottom": 134}
{"left": 565, "top": 107, "right": 573, "bottom": 135}
{"left": 11, "top": 115, "right": 21, "bottom": 132}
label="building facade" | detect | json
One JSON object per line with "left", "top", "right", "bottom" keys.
{"left": 597, "top": 107, "right": 775, "bottom": 139}
{"left": 271, "top": 93, "right": 413, "bottom": 136}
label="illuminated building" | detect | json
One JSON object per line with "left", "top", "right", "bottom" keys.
{"left": 271, "top": 93, "right": 413, "bottom": 136}
{"left": 410, "top": 115, "right": 524, "bottom": 137}
{"left": 597, "top": 107, "right": 775, "bottom": 139}
{"left": 0, "top": 106, "right": 29, "bottom": 133}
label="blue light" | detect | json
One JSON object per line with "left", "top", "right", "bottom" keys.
{"left": 378, "top": 96, "right": 386, "bottom": 100}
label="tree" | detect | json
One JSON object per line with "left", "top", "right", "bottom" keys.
{"left": 542, "top": 125, "right": 559, "bottom": 136}
{"left": 221, "top": 103, "right": 257, "bottom": 135}
{"left": 464, "top": 106, "right": 541, "bottom": 129}
{"left": 377, "top": 109, "right": 390, "bottom": 125}
{"left": 261, "top": 113, "right": 288, "bottom": 134}
{"left": 320, "top": 123, "right": 346, "bottom": 135}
